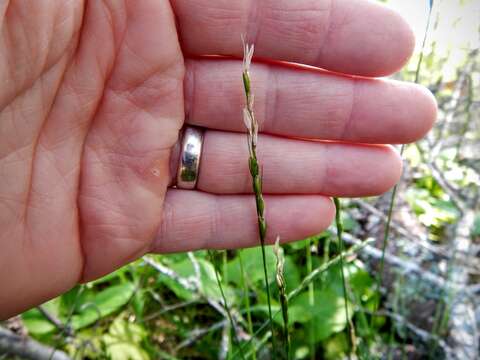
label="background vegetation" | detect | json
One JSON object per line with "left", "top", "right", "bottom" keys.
{"left": 1, "top": 0, "right": 479, "bottom": 359}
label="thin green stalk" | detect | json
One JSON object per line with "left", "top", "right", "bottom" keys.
{"left": 223, "top": 251, "right": 232, "bottom": 359}
{"left": 372, "top": 0, "right": 434, "bottom": 326}
{"left": 334, "top": 198, "right": 354, "bottom": 356}
{"left": 239, "top": 251, "right": 256, "bottom": 360}
{"left": 306, "top": 239, "right": 315, "bottom": 360}
{"left": 241, "top": 40, "right": 276, "bottom": 355}
{"left": 274, "top": 238, "right": 290, "bottom": 359}
{"left": 208, "top": 251, "right": 246, "bottom": 360}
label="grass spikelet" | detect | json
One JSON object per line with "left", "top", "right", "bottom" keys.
{"left": 241, "top": 38, "right": 276, "bottom": 354}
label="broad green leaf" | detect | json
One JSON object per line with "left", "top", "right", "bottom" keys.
{"left": 226, "top": 247, "right": 276, "bottom": 286}
{"left": 340, "top": 211, "right": 359, "bottom": 232}
{"left": 289, "top": 289, "right": 353, "bottom": 342}
{"left": 103, "top": 317, "right": 149, "bottom": 360}
{"left": 159, "top": 275, "right": 196, "bottom": 301}
{"left": 162, "top": 258, "right": 234, "bottom": 303}
{"left": 345, "top": 262, "right": 375, "bottom": 301}
{"left": 59, "top": 285, "right": 91, "bottom": 317}
{"left": 22, "top": 298, "right": 60, "bottom": 335}
{"left": 89, "top": 265, "right": 130, "bottom": 286}
{"left": 22, "top": 310, "right": 57, "bottom": 336}
{"left": 70, "top": 283, "right": 135, "bottom": 330}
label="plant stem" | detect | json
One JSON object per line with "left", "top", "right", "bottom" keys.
{"left": 239, "top": 250, "right": 256, "bottom": 360}
{"left": 274, "top": 239, "right": 290, "bottom": 359}
{"left": 223, "top": 251, "right": 232, "bottom": 358}
{"left": 259, "top": 238, "right": 276, "bottom": 354}
{"left": 306, "top": 239, "right": 315, "bottom": 360}
{"left": 372, "top": 0, "right": 434, "bottom": 329}
{"left": 334, "top": 197, "right": 354, "bottom": 357}
{"left": 208, "top": 251, "right": 246, "bottom": 360}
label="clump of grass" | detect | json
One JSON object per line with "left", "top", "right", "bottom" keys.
{"left": 274, "top": 237, "right": 290, "bottom": 359}
{"left": 241, "top": 39, "right": 276, "bottom": 353}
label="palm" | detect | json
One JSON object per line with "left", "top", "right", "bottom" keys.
{"left": 0, "top": 1, "right": 184, "bottom": 316}
{"left": 1, "top": 0, "right": 436, "bottom": 318}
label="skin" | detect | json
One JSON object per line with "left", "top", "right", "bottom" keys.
{"left": 0, "top": 0, "right": 437, "bottom": 319}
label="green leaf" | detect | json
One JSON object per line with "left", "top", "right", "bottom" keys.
{"left": 284, "top": 256, "right": 301, "bottom": 291}
{"left": 473, "top": 215, "right": 480, "bottom": 237}
{"left": 406, "top": 187, "right": 459, "bottom": 234}
{"left": 70, "top": 283, "right": 135, "bottom": 330}
{"left": 89, "top": 265, "right": 130, "bottom": 286}
{"left": 289, "top": 289, "right": 353, "bottom": 342}
{"left": 162, "top": 258, "right": 234, "bottom": 303}
{"left": 103, "top": 317, "right": 149, "bottom": 360}
{"left": 132, "top": 289, "right": 146, "bottom": 320}
{"left": 22, "top": 299, "right": 60, "bottom": 335}
{"left": 345, "top": 261, "right": 375, "bottom": 301}
{"left": 287, "top": 238, "right": 311, "bottom": 251}
{"left": 226, "top": 246, "right": 276, "bottom": 286}
{"left": 340, "top": 211, "right": 359, "bottom": 232}
{"left": 22, "top": 311, "right": 57, "bottom": 336}
{"left": 59, "top": 285, "right": 90, "bottom": 317}
{"left": 323, "top": 332, "right": 349, "bottom": 360}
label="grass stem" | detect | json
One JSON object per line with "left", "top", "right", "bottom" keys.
{"left": 334, "top": 198, "right": 354, "bottom": 357}
{"left": 372, "top": 0, "right": 434, "bottom": 332}
{"left": 306, "top": 239, "right": 315, "bottom": 360}
{"left": 274, "top": 238, "right": 290, "bottom": 359}
{"left": 208, "top": 251, "right": 246, "bottom": 360}
{"left": 239, "top": 251, "right": 256, "bottom": 360}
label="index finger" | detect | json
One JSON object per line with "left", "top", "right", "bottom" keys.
{"left": 172, "top": 0, "right": 415, "bottom": 77}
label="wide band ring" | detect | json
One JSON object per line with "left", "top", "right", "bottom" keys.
{"left": 176, "top": 126, "right": 204, "bottom": 190}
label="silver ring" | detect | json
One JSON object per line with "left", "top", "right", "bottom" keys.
{"left": 176, "top": 126, "right": 204, "bottom": 189}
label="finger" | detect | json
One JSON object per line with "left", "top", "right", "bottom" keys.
{"left": 172, "top": 0, "right": 415, "bottom": 77}
{"left": 191, "top": 131, "right": 402, "bottom": 197}
{"left": 185, "top": 59, "right": 437, "bottom": 144}
{"left": 153, "top": 190, "right": 335, "bottom": 253}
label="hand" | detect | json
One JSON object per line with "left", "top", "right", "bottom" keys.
{"left": 0, "top": 0, "right": 436, "bottom": 318}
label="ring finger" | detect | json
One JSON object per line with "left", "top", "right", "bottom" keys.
{"left": 172, "top": 130, "right": 402, "bottom": 198}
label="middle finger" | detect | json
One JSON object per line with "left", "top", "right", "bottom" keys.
{"left": 184, "top": 59, "right": 437, "bottom": 144}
